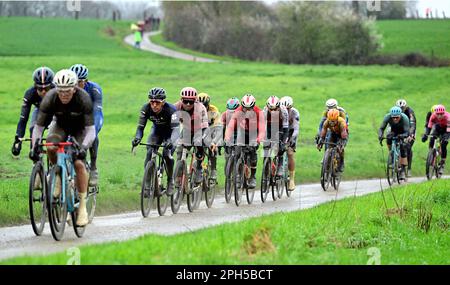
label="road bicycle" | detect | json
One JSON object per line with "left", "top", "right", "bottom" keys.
{"left": 319, "top": 141, "right": 343, "bottom": 191}
{"left": 201, "top": 147, "right": 218, "bottom": 208}
{"left": 425, "top": 134, "right": 443, "bottom": 180}
{"left": 234, "top": 145, "right": 256, "bottom": 206}
{"left": 381, "top": 135, "right": 408, "bottom": 186}
{"left": 261, "top": 142, "right": 284, "bottom": 202}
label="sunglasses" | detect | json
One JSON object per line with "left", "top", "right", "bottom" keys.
{"left": 150, "top": 100, "right": 164, "bottom": 104}
{"left": 182, "top": 100, "right": 195, "bottom": 105}
{"left": 392, "top": 116, "right": 401, "bottom": 120}
{"left": 36, "top": 86, "right": 51, "bottom": 92}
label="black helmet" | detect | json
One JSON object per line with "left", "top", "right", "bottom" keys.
{"left": 33, "top": 66, "right": 54, "bottom": 87}
{"left": 148, "top": 87, "right": 166, "bottom": 100}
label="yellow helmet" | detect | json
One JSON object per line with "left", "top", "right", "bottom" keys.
{"left": 198, "top": 92, "right": 210, "bottom": 105}
{"left": 431, "top": 105, "right": 438, "bottom": 113}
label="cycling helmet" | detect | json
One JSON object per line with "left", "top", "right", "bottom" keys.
{"left": 280, "top": 96, "right": 293, "bottom": 108}
{"left": 226, "top": 97, "right": 240, "bottom": 110}
{"left": 198, "top": 93, "right": 210, "bottom": 105}
{"left": 241, "top": 94, "right": 256, "bottom": 108}
{"left": 266, "top": 96, "right": 280, "bottom": 110}
{"left": 148, "top": 87, "right": 166, "bottom": 100}
{"left": 70, "top": 64, "right": 88, "bottom": 80}
{"left": 435, "top": 105, "right": 446, "bottom": 114}
{"left": 53, "top": 69, "right": 78, "bottom": 89}
{"left": 327, "top": 109, "right": 340, "bottom": 121}
{"left": 180, "top": 87, "right": 198, "bottom": 100}
{"left": 32, "top": 66, "right": 54, "bottom": 87}
{"left": 390, "top": 106, "right": 402, "bottom": 117}
{"left": 431, "top": 105, "right": 438, "bottom": 113}
{"left": 396, "top": 99, "right": 407, "bottom": 109}
{"left": 326, "top": 98, "right": 338, "bottom": 109}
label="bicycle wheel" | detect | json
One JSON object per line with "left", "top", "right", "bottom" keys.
{"left": 29, "top": 161, "right": 46, "bottom": 236}
{"left": 141, "top": 160, "right": 155, "bottom": 218}
{"left": 186, "top": 166, "right": 198, "bottom": 212}
{"left": 224, "top": 155, "right": 234, "bottom": 203}
{"left": 234, "top": 159, "right": 244, "bottom": 206}
{"left": 435, "top": 150, "right": 442, "bottom": 179}
{"left": 71, "top": 191, "right": 86, "bottom": 238}
{"left": 205, "top": 163, "right": 216, "bottom": 208}
{"left": 332, "top": 152, "right": 341, "bottom": 191}
{"left": 47, "top": 165, "right": 68, "bottom": 241}
{"left": 260, "top": 158, "right": 270, "bottom": 203}
{"left": 284, "top": 153, "right": 292, "bottom": 197}
{"left": 156, "top": 166, "right": 169, "bottom": 216}
{"left": 320, "top": 150, "right": 332, "bottom": 191}
{"left": 171, "top": 161, "right": 185, "bottom": 214}
{"left": 386, "top": 152, "right": 396, "bottom": 186}
{"left": 425, "top": 150, "right": 434, "bottom": 180}
{"left": 86, "top": 185, "right": 98, "bottom": 224}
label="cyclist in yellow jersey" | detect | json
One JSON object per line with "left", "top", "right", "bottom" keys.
{"left": 198, "top": 92, "right": 223, "bottom": 179}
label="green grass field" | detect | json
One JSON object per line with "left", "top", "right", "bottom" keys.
{"left": 377, "top": 19, "right": 450, "bottom": 59}
{"left": 3, "top": 179, "right": 449, "bottom": 265}
{"left": 0, "top": 17, "right": 449, "bottom": 227}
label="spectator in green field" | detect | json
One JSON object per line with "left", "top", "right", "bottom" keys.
{"left": 134, "top": 29, "right": 142, "bottom": 49}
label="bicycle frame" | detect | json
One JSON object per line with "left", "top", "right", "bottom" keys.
{"left": 44, "top": 141, "right": 77, "bottom": 212}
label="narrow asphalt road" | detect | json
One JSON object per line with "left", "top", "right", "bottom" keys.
{"left": 124, "top": 31, "right": 220, "bottom": 63}
{"left": 0, "top": 176, "right": 436, "bottom": 261}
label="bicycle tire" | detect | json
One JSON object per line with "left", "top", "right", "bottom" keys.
{"left": 141, "top": 160, "right": 155, "bottom": 218}
{"left": 224, "top": 155, "right": 234, "bottom": 203}
{"left": 29, "top": 161, "right": 46, "bottom": 236}
{"left": 47, "top": 166, "right": 68, "bottom": 241}
{"left": 332, "top": 151, "right": 341, "bottom": 191}
{"left": 205, "top": 162, "right": 216, "bottom": 208}
{"left": 234, "top": 159, "right": 244, "bottom": 206}
{"left": 386, "top": 151, "right": 395, "bottom": 186}
{"left": 156, "top": 165, "right": 169, "bottom": 216}
{"left": 321, "top": 150, "right": 332, "bottom": 191}
{"left": 261, "top": 158, "right": 270, "bottom": 203}
{"left": 86, "top": 185, "right": 97, "bottom": 223}
{"left": 71, "top": 190, "right": 86, "bottom": 238}
{"left": 171, "top": 161, "right": 185, "bottom": 214}
{"left": 435, "top": 150, "right": 442, "bottom": 179}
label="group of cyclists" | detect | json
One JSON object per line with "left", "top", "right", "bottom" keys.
{"left": 10, "top": 66, "right": 449, "bottom": 228}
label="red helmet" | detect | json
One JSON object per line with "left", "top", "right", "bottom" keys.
{"left": 180, "top": 87, "right": 198, "bottom": 100}
{"left": 435, "top": 105, "right": 446, "bottom": 114}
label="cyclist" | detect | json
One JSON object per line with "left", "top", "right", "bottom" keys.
{"left": 280, "top": 96, "right": 300, "bottom": 191}
{"left": 263, "top": 96, "right": 289, "bottom": 177}
{"left": 30, "top": 69, "right": 95, "bottom": 227}
{"left": 70, "top": 64, "right": 103, "bottom": 186}
{"left": 174, "top": 87, "right": 209, "bottom": 185}
{"left": 12, "top": 67, "right": 54, "bottom": 156}
{"left": 378, "top": 106, "right": 410, "bottom": 180}
{"left": 422, "top": 105, "right": 449, "bottom": 175}
{"left": 131, "top": 87, "right": 180, "bottom": 195}
{"left": 198, "top": 92, "right": 222, "bottom": 180}
{"left": 221, "top": 97, "right": 240, "bottom": 166}
{"left": 317, "top": 98, "right": 348, "bottom": 137}
{"left": 317, "top": 109, "right": 348, "bottom": 173}
{"left": 224, "top": 94, "right": 265, "bottom": 189}
{"left": 396, "top": 99, "right": 416, "bottom": 174}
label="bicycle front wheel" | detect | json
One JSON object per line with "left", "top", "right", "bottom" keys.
{"left": 234, "top": 160, "right": 244, "bottom": 206}
{"left": 86, "top": 185, "right": 98, "bottom": 224}
{"left": 320, "top": 150, "right": 332, "bottom": 191}
{"left": 204, "top": 168, "right": 216, "bottom": 208}
{"left": 260, "top": 158, "right": 270, "bottom": 203}
{"left": 29, "top": 161, "right": 46, "bottom": 236}
{"left": 157, "top": 167, "right": 169, "bottom": 216}
{"left": 171, "top": 161, "right": 185, "bottom": 214}
{"left": 47, "top": 165, "right": 68, "bottom": 241}
{"left": 224, "top": 156, "right": 234, "bottom": 203}
{"left": 386, "top": 152, "right": 396, "bottom": 186}
{"left": 141, "top": 160, "right": 156, "bottom": 217}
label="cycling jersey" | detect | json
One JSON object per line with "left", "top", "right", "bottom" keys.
{"left": 225, "top": 105, "right": 265, "bottom": 144}
{"left": 428, "top": 112, "right": 450, "bottom": 131}
{"left": 403, "top": 106, "right": 416, "bottom": 135}
{"left": 84, "top": 81, "right": 103, "bottom": 135}
{"left": 32, "top": 87, "right": 95, "bottom": 149}
{"left": 263, "top": 106, "right": 289, "bottom": 142}
{"left": 135, "top": 102, "right": 179, "bottom": 141}
{"left": 287, "top": 107, "right": 300, "bottom": 140}
{"left": 174, "top": 100, "right": 208, "bottom": 135}
{"left": 15, "top": 86, "right": 54, "bottom": 138}
{"left": 379, "top": 113, "right": 410, "bottom": 137}
{"left": 320, "top": 117, "right": 348, "bottom": 139}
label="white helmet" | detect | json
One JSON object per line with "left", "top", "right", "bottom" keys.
{"left": 241, "top": 94, "right": 256, "bottom": 108}
{"left": 266, "top": 96, "right": 280, "bottom": 110}
{"left": 396, "top": 99, "right": 407, "bottom": 108}
{"left": 326, "top": 98, "right": 338, "bottom": 109}
{"left": 53, "top": 69, "right": 78, "bottom": 89}
{"left": 280, "top": 96, "right": 293, "bottom": 108}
